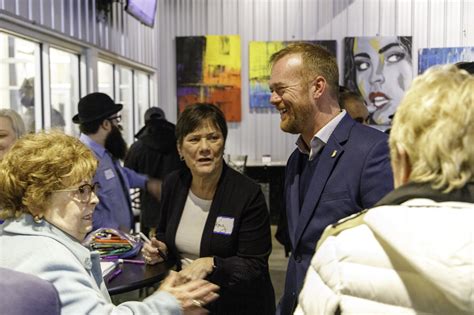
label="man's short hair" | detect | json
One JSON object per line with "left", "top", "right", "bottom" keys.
{"left": 269, "top": 43, "right": 339, "bottom": 99}
{"left": 339, "top": 90, "right": 365, "bottom": 109}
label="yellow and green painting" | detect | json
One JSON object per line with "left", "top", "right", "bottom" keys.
{"left": 249, "top": 40, "right": 336, "bottom": 109}
{"left": 176, "top": 35, "right": 241, "bottom": 122}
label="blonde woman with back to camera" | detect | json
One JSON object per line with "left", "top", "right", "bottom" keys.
{"left": 295, "top": 64, "right": 474, "bottom": 314}
{"left": 0, "top": 131, "right": 218, "bottom": 315}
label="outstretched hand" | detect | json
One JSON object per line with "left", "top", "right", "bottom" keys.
{"left": 159, "top": 271, "right": 219, "bottom": 315}
{"left": 178, "top": 257, "right": 214, "bottom": 284}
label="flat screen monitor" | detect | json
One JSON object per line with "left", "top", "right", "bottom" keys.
{"left": 125, "top": 0, "right": 157, "bottom": 27}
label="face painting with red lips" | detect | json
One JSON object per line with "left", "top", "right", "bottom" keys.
{"left": 353, "top": 36, "right": 413, "bottom": 125}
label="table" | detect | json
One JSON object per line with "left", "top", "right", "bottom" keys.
{"left": 105, "top": 258, "right": 175, "bottom": 295}
{"left": 245, "top": 161, "right": 286, "bottom": 225}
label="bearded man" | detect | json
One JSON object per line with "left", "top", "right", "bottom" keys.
{"left": 268, "top": 43, "right": 394, "bottom": 314}
{"left": 73, "top": 92, "right": 161, "bottom": 231}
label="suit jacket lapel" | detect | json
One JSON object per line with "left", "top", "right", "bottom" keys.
{"left": 293, "top": 115, "right": 354, "bottom": 247}
{"left": 286, "top": 153, "right": 303, "bottom": 249}
{"left": 200, "top": 164, "right": 229, "bottom": 257}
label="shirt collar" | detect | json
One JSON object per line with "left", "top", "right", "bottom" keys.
{"left": 80, "top": 133, "right": 106, "bottom": 158}
{"left": 296, "top": 110, "right": 346, "bottom": 160}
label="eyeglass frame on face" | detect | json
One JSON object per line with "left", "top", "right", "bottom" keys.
{"left": 106, "top": 115, "right": 122, "bottom": 124}
{"left": 53, "top": 182, "right": 101, "bottom": 203}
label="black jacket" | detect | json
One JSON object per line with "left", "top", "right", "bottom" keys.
{"left": 124, "top": 118, "right": 182, "bottom": 228}
{"left": 157, "top": 164, "right": 276, "bottom": 314}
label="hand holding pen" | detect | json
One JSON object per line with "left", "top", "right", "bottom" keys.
{"left": 140, "top": 232, "right": 168, "bottom": 265}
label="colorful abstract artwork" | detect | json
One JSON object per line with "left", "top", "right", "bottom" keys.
{"left": 418, "top": 47, "right": 474, "bottom": 74}
{"left": 344, "top": 36, "right": 413, "bottom": 126}
{"left": 249, "top": 40, "right": 337, "bottom": 110}
{"left": 176, "top": 35, "right": 241, "bottom": 122}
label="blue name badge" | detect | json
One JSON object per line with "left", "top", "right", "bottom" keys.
{"left": 213, "top": 216, "right": 234, "bottom": 235}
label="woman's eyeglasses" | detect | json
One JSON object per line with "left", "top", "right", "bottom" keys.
{"left": 53, "top": 183, "right": 101, "bottom": 203}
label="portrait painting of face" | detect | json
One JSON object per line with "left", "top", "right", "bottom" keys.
{"left": 344, "top": 36, "right": 413, "bottom": 126}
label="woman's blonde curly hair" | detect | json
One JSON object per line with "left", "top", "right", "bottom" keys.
{"left": 0, "top": 130, "right": 98, "bottom": 219}
{"left": 390, "top": 64, "right": 474, "bottom": 192}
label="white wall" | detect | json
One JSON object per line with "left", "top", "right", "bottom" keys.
{"left": 2, "top": 0, "right": 473, "bottom": 161}
{"left": 156, "top": 0, "right": 474, "bottom": 162}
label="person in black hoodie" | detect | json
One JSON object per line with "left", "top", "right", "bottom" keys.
{"left": 124, "top": 107, "right": 183, "bottom": 237}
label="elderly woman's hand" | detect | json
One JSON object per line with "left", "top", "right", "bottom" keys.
{"left": 142, "top": 237, "right": 168, "bottom": 265}
{"left": 178, "top": 257, "right": 214, "bottom": 284}
{"left": 159, "top": 271, "right": 219, "bottom": 315}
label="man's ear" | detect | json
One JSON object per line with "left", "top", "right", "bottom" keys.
{"left": 101, "top": 119, "right": 111, "bottom": 131}
{"left": 311, "top": 76, "right": 326, "bottom": 99}
{"left": 393, "top": 143, "right": 412, "bottom": 188}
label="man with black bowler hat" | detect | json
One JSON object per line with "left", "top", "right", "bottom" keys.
{"left": 73, "top": 92, "right": 162, "bottom": 232}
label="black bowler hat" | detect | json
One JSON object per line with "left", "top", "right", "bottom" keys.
{"left": 72, "top": 92, "right": 123, "bottom": 124}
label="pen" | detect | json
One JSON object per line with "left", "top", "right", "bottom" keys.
{"left": 139, "top": 232, "right": 151, "bottom": 243}
{"left": 139, "top": 232, "right": 167, "bottom": 261}
{"left": 107, "top": 268, "right": 122, "bottom": 283}
{"left": 120, "top": 259, "right": 146, "bottom": 265}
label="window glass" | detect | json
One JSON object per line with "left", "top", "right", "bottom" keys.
{"left": 134, "top": 71, "right": 150, "bottom": 133}
{"left": 98, "top": 60, "right": 114, "bottom": 98}
{"left": 49, "top": 47, "right": 79, "bottom": 135}
{"left": 0, "top": 32, "right": 40, "bottom": 132}
{"left": 117, "top": 66, "right": 134, "bottom": 145}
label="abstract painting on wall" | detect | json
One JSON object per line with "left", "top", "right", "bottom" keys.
{"left": 344, "top": 36, "right": 413, "bottom": 127}
{"left": 418, "top": 47, "right": 474, "bottom": 74}
{"left": 176, "top": 35, "right": 241, "bottom": 122}
{"left": 249, "top": 40, "right": 337, "bottom": 110}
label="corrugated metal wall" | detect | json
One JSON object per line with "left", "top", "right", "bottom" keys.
{"left": 2, "top": 0, "right": 473, "bottom": 161}
{"left": 0, "top": 0, "right": 158, "bottom": 68}
{"left": 157, "top": 0, "right": 474, "bottom": 162}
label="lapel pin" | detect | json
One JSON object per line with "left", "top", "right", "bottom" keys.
{"left": 331, "top": 150, "right": 337, "bottom": 158}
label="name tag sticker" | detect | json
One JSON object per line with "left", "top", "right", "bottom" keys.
{"left": 213, "top": 216, "right": 234, "bottom": 235}
{"left": 104, "top": 168, "right": 115, "bottom": 180}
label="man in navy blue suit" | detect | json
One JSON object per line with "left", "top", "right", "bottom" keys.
{"left": 269, "top": 43, "right": 394, "bottom": 315}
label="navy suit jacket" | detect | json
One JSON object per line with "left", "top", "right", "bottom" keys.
{"left": 277, "top": 114, "right": 394, "bottom": 314}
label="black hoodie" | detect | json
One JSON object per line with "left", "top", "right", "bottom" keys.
{"left": 124, "top": 118, "right": 183, "bottom": 229}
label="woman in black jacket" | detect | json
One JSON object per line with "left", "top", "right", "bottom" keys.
{"left": 143, "top": 103, "right": 275, "bottom": 314}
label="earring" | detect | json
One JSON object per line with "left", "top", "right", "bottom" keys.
{"left": 180, "top": 155, "right": 184, "bottom": 161}
{"left": 33, "top": 214, "right": 44, "bottom": 224}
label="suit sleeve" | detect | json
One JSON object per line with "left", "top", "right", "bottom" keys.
{"left": 360, "top": 138, "right": 394, "bottom": 208}
{"left": 208, "top": 187, "right": 272, "bottom": 291}
{"left": 122, "top": 166, "right": 148, "bottom": 189}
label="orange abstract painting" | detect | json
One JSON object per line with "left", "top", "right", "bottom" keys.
{"left": 176, "top": 35, "right": 241, "bottom": 122}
